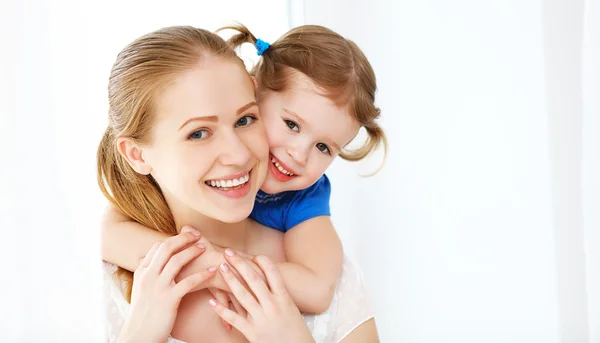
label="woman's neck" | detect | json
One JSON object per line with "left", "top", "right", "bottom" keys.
{"left": 170, "top": 205, "right": 250, "bottom": 252}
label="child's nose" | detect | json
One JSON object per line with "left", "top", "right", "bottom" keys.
{"left": 287, "top": 145, "right": 308, "bottom": 167}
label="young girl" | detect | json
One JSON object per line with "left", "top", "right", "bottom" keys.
{"left": 101, "top": 23, "right": 386, "bottom": 314}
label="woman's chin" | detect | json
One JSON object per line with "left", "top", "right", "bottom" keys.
{"left": 210, "top": 203, "right": 255, "bottom": 224}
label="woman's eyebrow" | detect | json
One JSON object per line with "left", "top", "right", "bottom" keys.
{"left": 179, "top": 115, "right": 218, "bottom": 130}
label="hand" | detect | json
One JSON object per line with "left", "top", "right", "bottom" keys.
{"left": 175, "top": 228, "right": 226, "bottom": 290}
{"left": 118, "top": 229, "right": 217, "bottom": 343}
{"left": 175, "top": 226, "right": 266, "bottom": 292}
{"left": 208, "top": 287, "right": 248, "bottom": 331}
{"left": 209, "top": 250, "right": 315, "bottom": 343}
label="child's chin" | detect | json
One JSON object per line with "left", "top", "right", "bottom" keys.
{"left": 261, "top": 178, "right": 287, "bottom": 194}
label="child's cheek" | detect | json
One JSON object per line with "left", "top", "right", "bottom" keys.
{"left": 263, "top": 121, "right": 284, "bottom": 149}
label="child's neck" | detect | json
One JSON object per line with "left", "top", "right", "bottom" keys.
{"left": 171, "top": 207, "right": 250, "bottom": 252}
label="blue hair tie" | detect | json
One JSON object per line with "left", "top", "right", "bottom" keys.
{"left": 255, "top": 38, "right": 270, "bottom": 56}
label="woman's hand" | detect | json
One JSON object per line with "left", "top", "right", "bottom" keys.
{"left": 209, "top": 250, "right": 315, "bottom": 343}
{"left": 118, "top": 229, "right": 217, "bottom": 343}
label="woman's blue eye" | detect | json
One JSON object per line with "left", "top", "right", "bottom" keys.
{"left": 189, "top": 129, "right": 209, "bottom": 140}
{"left": 284, "top": 120, "right": 300, "bottom": 132}
{"left": 316, "top": 142, "right": 330, "bottom": 154}
{"left": 236, "top": 115, "right": 256, "bottom": 127}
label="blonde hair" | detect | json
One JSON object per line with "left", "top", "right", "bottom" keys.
{"left": 220, "top": 24, "right": 387, "bottom": 168}
{"left": 97, "top": 26, "right": 244, "bottom": 301}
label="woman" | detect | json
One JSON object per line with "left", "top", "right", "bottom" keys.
{"left": 99, "top": 25, "right": 377, "bottom": 342}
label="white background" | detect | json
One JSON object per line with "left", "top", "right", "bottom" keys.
{"left": 1, "top": 0, "right": 598, "bottom": 342}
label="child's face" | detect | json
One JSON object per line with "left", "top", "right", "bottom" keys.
{"left": 258, "top": 71, "right": 361, "bottom": 194}
{"left": 137, "top": 57, "right": 268, "bottom": 223}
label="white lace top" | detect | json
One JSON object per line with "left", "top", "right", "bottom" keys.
{"left": 104, "top": 256, "right": 374, "bottom": 343}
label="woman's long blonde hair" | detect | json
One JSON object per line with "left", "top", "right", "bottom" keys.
{"left": 97, "top": 26, "right": 244, "bottom": 301}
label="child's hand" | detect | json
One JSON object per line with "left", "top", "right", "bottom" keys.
{"left": 173, "top": 227, "right": 227, "bottom": 291}
{"left": 174, "top": 226, "right": 266, "bottom": 292}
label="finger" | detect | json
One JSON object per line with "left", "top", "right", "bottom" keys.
{"left": 210, "top": 288, "right": 230, "bottom": 308}
{"left": 148, "top": 232, "right": 201, "bottom": 274}
{"left": 209, "top": 298, "right": 252, "bottom": 337}
{"left": 254, "top": 255, "right": 288, "bottom": 296}
{"left": 161, "top": 244, "right": 206, "bottom": 283}
{"left": 181, "top": 225, "right": 201, "bottom": 236}
{"left": 225, "top": 302, "right": 235, "bottom": 331}
{"left": 229, "top": 293, "right": 247, "bottom": 319}
{"left": 207, "top": 288, "right": 232, "bottom": 330}
{"left": 224, "top": 249, "right": 272, "bottom": 304}
{"left": 234, "top": 249, "right": 255, "bottom": 260}
{"left": 219, "top": 263, "right": 262, "bottom": 317}
{"left": 139, "top": 242, "right": 160, "bottom": 269}
{"left": 173, "top": 267, "right": 217, "bottom": 298}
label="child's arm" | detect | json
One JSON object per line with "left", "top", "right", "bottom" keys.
{"left": 276, "top": 215, "right": 344, "bottom": 314}
{"left": 101, "top": 204, "right": 169, "bottom": 271}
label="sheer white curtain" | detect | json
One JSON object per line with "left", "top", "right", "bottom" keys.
{"left": 582, "top": 1, "right": 600, "bottom": 341}
{"left": 299, "top": 0, "right": 598, "bottom": 342}
{"left": 0, "top": 1, "right": 288, "bottom": 341}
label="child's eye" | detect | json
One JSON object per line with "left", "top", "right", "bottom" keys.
{"left": 236, "top": 115, "right": 256, "bottom": 127}
{"left": 189, "top": 129, "right": 210, "bottom": 140}
{"left": 284, "top": 119, "right": 300, "bottom": 132}
{"left": 316, "top": 143, "right": 331, "bottom": 155}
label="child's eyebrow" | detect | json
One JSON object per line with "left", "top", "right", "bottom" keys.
{"left": 283, "top": 108, "right": 307, "bottom": 127}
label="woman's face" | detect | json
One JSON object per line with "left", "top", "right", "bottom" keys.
{"left": 135, "top": 57, "right": 268, "bottom": 223}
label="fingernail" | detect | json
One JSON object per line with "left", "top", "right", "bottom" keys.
{"left": 208, "top": 266, "right": 217, "bottom": 273}
{"left": 182, "top": 226, "right": 200, "bottom": 236}
{"left": 196, "top": 242, "right": 206, "bottom": 249}
{"left": 225, "top": 248, "right": 235, "bottom": 257}
{"left": 209, "top": 299, "right": 217, "bottom": 307}
{"left": 220, "top": 263, "right": 229, "bottom": 272}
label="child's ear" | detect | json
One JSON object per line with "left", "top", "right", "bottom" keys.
{"left": 116, "top": 137, "right": 152, "bottom": 175}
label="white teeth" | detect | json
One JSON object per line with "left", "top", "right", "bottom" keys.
{"left": 271, "top": 158, "right": 294, "bottom": 176}
{"left": 206, "top": 173, "right": 250, "bottom": 189}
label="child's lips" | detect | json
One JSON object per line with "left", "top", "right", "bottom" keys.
{"left": 269, "top": 155, "right": 298, "bottom": 182}
{"left": 270, "top": 154, "right": 298, "bottom": 176}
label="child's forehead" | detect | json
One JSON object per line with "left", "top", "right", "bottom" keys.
{"left": 281, "top": 86, "right": 348, "bottom": 119}
{"left": 282, "top": 69, "right": 328, "bottom": 96}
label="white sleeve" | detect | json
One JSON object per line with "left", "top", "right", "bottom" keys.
{"left": 103, "top": 262, "right": 129, "bottom": 343}
{"left": 303, "top": 256, "right": 376, "bottom": 343}
{"left": 102, "top": 262, "right": 186, "bottom": 343}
